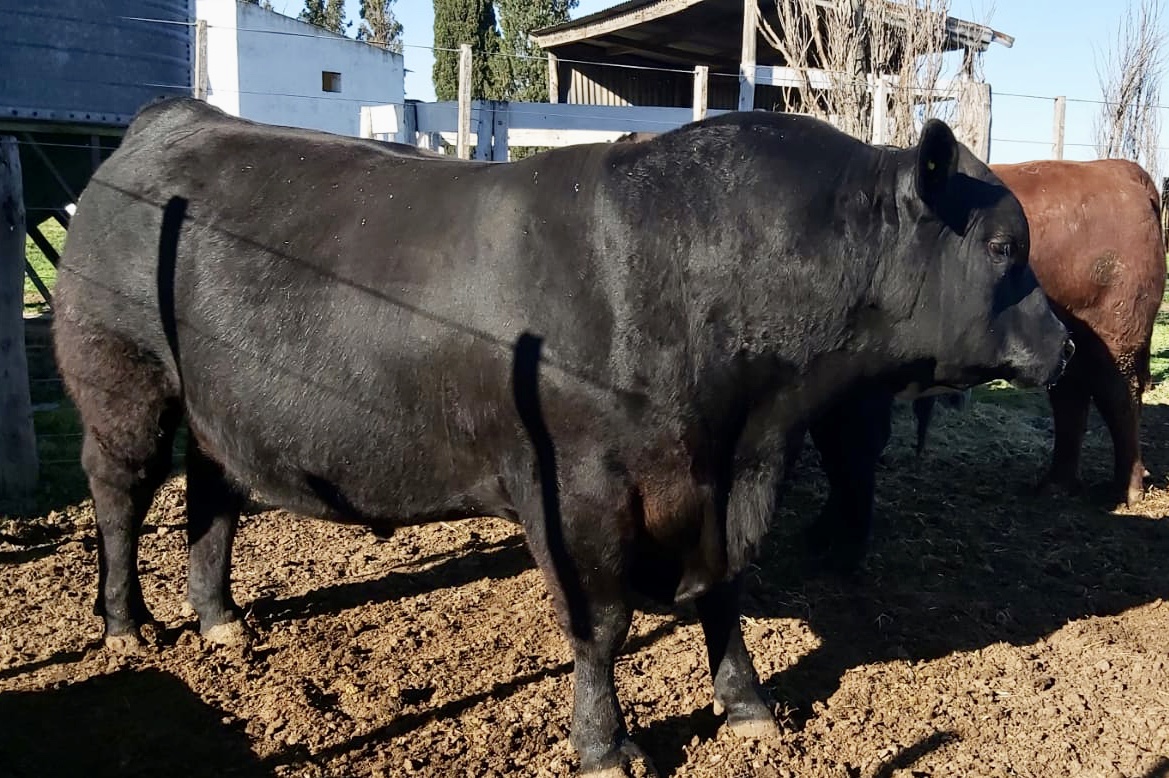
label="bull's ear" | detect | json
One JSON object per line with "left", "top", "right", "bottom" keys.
{"left": 915, "top": 119, "right": 959, "bottom": 206}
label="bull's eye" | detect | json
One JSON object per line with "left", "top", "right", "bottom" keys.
{"left": 987, "top": 238, "right": 1014, "bottom": 264}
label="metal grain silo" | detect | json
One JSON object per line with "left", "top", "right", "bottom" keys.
{"left": 1, "top": 0, "right": 192, "bottom": 126}
{"left": 0, "top": 0, "right": 193, "bottom": 303}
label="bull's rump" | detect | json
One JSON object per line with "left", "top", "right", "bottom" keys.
{"left": 56, "top": 100, "right": 632, "bottom": 524}
{"left": 992, "top": 158, "right": 1165, "bottom": 355}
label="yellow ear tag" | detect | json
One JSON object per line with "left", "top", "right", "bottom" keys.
{"left": 927, "top": 161, "right": 936, "bottom": 171}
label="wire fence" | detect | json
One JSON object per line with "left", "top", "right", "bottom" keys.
{"left": 16, "top": 13, "right": 1168, "bottom": 164}
{"left": 13, "top": 14, "right": 1169, "bottom": 479}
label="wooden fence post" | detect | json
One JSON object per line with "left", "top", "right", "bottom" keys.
{"left": 492, "top": 101, "right": 510, "bottom": 161}
{"left": 401, "top": 100, "right": 418, "bottom": 146}
{"left": 474, "top": 101, "right": 493, "bottom": 161}
{"left": 954, "top": 79, "right": 992, "bottom": 162}
{"left": 194, "top": 19, "right": 208, "bottom": 100}
{"left": 693, "top": 65, "right": 709, "bottom": 122}
{"left": 0, "top": 136, "right": 38, "bottom": 510}
{"left": 738, "top": 0, "right": 757, "bottom": 111}
{"left": 1052, "top": 95, "right": 1066, "bottom": 160}
{"left": 457, "top": 43, "right": 472, "bottom": 160}
{"left": 870, "top": 75, "right": 889, "bottom": 145}
{"left": 547, "top": 53, "right": 560, "bottom": 104}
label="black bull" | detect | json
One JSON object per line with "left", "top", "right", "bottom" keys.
{"left": 53, "top": 97, "right": 1072, "bottom": 776}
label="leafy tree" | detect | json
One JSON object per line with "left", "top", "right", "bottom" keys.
{"left": 359, "top": 0, "right": 405, "bottom": 54}
{"left": 432, "top": 0, "right": 505, "bottom": 100}
{"left": 299, "top": 0, "right": 350, "bottom": 35}
{"left": 494, "top": 0, "right": 576, "bottom": 101}
{"left": 240, "top": 0, "right": 275, "bottom": 10}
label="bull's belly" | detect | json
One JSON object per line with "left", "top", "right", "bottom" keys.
{"left": 181, "top": 371, "right": 526, "bottom": 530}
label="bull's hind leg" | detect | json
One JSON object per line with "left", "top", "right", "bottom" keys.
{"left": 1091, "top": 356, "right": 1147, "bottom": 506}
{"left": 59, "top": 327, "right": 181, "bottom": 652}
{"left": 185, "top": 441, "right": 248, "bottom": 645}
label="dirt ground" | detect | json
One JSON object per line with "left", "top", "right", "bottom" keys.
{"left": 3, "top": 387, "right": 1169, "bottom": 777}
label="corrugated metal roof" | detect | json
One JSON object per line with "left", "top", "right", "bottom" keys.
{"left": 532, "top": 0, "right": 1014, "bottom": 55}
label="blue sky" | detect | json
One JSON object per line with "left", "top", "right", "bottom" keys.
{"left": 267, "top": 0, "right": 1158, "bottom": 165}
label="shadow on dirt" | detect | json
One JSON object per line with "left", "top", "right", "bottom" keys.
{"left": 739, "top": 399, "right": 1169, "bottom": 729}
{"left": 263, "top": 618, "right": 682, "bottom": 772}
{"left": 0, "top": 648, "right": 89, "bottom": 683}
{"left": 1141, "top": 758, "right": 1169, "bottom": 778}
{"left": 0, "top": 667, "right": 270, "bottom": 777}
{"left": 250, "top": 533, "right": 534, "bottom": 626}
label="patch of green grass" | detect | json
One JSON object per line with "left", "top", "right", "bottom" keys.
{"left": 24, "top": 218, "right": 64, "bottom": 314}
{"left": 1141, "top": 256, "right": 1169, "bottom": 404}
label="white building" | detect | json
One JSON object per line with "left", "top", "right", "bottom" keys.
{"left": 193, "top": 0, "right": 404, "bottom": 138}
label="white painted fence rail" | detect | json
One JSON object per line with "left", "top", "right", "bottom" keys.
{"left": 361, "top": 101, "right": 733, "bottom": 161}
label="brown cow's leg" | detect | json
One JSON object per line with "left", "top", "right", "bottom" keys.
{"left": 186, "top": 441, "right": 248, "bottom": 645}
{"left": 1041, "top": 379, "right": 1090, "bottom": 496}
{"left": 1092, "top": 365, "right": 1146, "bottom": 506}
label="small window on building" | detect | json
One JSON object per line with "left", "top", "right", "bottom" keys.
{"left": 322, "top": 71, "right": 342, "bottom": 93}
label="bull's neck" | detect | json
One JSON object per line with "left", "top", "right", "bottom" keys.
{"left": 706, "top": 148, "right": 908, "bottom": 421}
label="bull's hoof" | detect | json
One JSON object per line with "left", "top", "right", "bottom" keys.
{"left": 104, "top": 631, "right": 144, "bottom": 654}
{"left": 581, "top": 740, "right": 657, "bottom": 778}
{"left": 727, "top": 716, "right": 782, "bottom": 740}
{"left": 201, "top": 620, "right": 251, "bottom": 647}
{"left": 714, "top": 697, "right": 782, "bottom": 741}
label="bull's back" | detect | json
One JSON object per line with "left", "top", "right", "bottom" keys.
{"left": 992, "top": 159, "right": 1166, "bottom": 355}
{"left": 56, "top": 99, "right": 633, "bottom": 524}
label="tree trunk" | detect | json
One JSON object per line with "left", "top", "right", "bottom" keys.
{"left": 0, "top": 135, "right": 38, "bottom": 512}
{"left": 844, "top": 0, "right": 873, "bottom": 139}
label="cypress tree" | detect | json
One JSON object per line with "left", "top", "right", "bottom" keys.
{"left": 358, "top": 0, "right": 405, "bottom": 54}
{"left": 299, "top": 0, "right": 350, "bottom": 35}
{"left": 494, "top": 0, "right": 576, "bottom": 101}
{"left": 432, "top": 0, "right": 504, "bottom": 100}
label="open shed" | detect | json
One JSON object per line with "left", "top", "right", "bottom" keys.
{"left": 531, "top": 0, "right": 1013, "bottom": 111}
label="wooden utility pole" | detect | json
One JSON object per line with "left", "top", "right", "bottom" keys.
{"left": 457, "top": 43, "right": 472, "bottom": 160}
{"left": 1052, "top": 96, "right": 1067, "bottom": 160}
{"left": 0, "top": 136, "right": 38, "bottom": 510}
{"left": 738, "top": 0, "right": 757, "bottom": 111}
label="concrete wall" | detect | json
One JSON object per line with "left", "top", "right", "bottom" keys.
{"left": 195, "top": 0, "right": 404, "bottom": 137}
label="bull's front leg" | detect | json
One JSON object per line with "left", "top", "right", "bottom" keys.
{"left": 697, "top": 576, "right": 779, "bottom": 738}
{"left": 524, "top": 489, "right": 652, "bottom": 777}
{"left": 705, "top": 460, "right": 782, "bottom": 739}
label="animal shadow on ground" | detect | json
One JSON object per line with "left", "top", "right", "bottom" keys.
{"left": 737, "top": 398, "right": 1169, "bottom": 729}
{"left": 0, "top": 667, "right": 270, "bottom": 778}
{"left": 249, "top": 533, "right": 534, "bottom": 627}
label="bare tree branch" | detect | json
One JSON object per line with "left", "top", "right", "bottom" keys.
{"left": 757, "top": 0, "right": 1005, "bottom": 147}
{"left": 758, "top": 0, "right": 987, "bottom": 146}
{"left": 1095, "top": 0, "right": 1166, "bottom": 182}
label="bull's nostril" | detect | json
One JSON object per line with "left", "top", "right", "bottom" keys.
{"left": 1062, "top": 338, "right": 1076, "bottom": 360}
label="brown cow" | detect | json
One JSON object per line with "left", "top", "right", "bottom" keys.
{"left": 989, "top": 158, "right": 1165, "bottom": 505}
